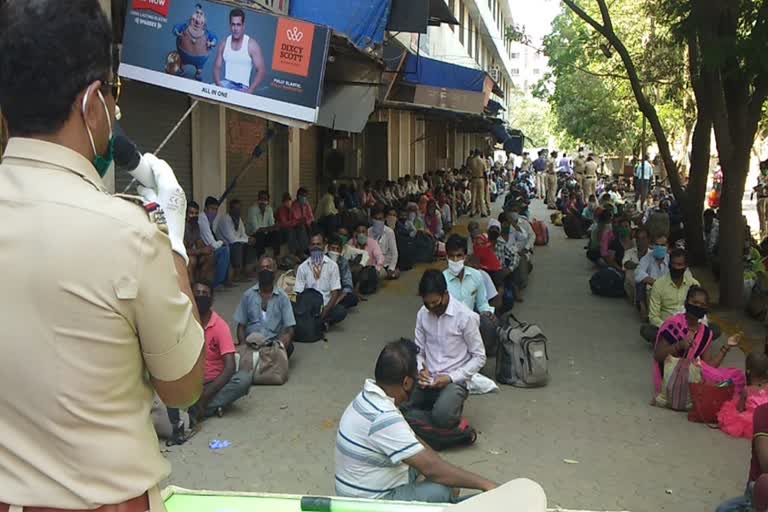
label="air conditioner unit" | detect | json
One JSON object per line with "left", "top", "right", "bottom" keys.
{"left": 488, "top": 67, "right": 500, "bottom": 82}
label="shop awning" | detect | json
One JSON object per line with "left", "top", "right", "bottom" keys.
{"left": 387, "top": 0, "right": 459, "bottom": 33}
{"left": 402, "top": 54, "right": 487, "bottom": 92}
{"left": 316, "top": 35, "right": 384, "bottom": 133}
{"left": 290, "top": 0, "right": 391, "bottom": 50}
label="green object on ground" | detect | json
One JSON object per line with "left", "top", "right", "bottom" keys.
{"left": 164, "top": 492, "right": 446, "bottom": 512}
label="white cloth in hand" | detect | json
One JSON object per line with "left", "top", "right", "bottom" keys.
{"left": 136, "top": 153, "right": 188, "bottom": 264}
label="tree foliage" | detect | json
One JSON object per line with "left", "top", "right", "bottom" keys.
{"left": 539, "top": 1, "right": 693, "bottom": 157}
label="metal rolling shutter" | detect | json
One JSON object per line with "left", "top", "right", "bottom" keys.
{"left": 226, "top": 111, "right": 269, "bottom": 209}
{"left": 300, "top": 127, "right": 319, "bottom": 205}
{"left": 115, "top": 81, "right": 193, "bottom": 196}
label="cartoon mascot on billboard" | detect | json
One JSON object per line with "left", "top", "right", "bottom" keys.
{"left": 165, "top": 3, "right": 218, "bottom": 81}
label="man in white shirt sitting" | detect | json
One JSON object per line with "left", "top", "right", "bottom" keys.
{"left": 634, "top": 233, "right": 669, "bottom": 321}
{"left": 409, "top": 270, "right": 486, "bottom": 429}
{"left": 369, "top": 207, "right": 400, "bottom": 280}
{"left": 246, "top": 190, "right": 280, "bottom": 259}
{"left": 335, "top": 338, "right": 498, "bottom": 503}
{"left": 215, "top": 199, "right": 252, "bottom": 282}
{"left": 198, "top": 196, "right": 232, "bottom": 287}
{"left": 294, "top": 233, "right": 347, "bottom": 328}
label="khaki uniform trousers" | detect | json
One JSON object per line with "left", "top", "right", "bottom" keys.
{"left": 470, "top": 178, "right": 488, "bottom": 215}
{"left": 583, "top": 176, "right": 597, "bottom": 199}
{"left": 545, "top": 173, "right": 558, "bottom": 208}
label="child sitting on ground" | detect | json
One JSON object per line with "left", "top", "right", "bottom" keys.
{"left": 719, "top": 351, "right": 768, "bottom": 438}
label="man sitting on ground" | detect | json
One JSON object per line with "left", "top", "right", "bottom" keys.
{"left": 370, "top": 207, "right": 400, "bottom": 280}
{"left": 409, "top": 270, "right": 486, "bottom": 428}
{"left": 648, "top": 248, "right": 700, "bottom": 330}
{"left": 234, "top": 256, "right": 296, "bottom": 371}
{"left": 198, "top": 195, "right": 232, "bottom": 287}
{"left": 635, "top": 234, "right": 670, "bottom": 321}
{"left": 444, "top": 235, "right": 497, "bottom": 356}
{"left": 246, "top": 190, "right": 281, "bottom": 259}
{"left": 349, "top": 222, "right": 385, "bottom": 288}
{"left": 168, "top": 280, "right": 250, "bottom": 433}
{"left": 215, "top": 198, "right": 252, "bottom": 282}
{"left": 185, "top": 201, "right": 216, "bottom": 285}
{"left": 335, "top": 338, "right": 498, "bottom": 503}
{"left": 295, "top": 233, "right": 347, "bottom": 328}
{"left": 327, "top": 234, "right": 359, "bottom": 309}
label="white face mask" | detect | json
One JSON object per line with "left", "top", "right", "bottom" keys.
{"left": 327, "top": 251, "right": 340, "bottom": 262}
{"left": 447, "top": 259, "right": 465, "bottom": 276}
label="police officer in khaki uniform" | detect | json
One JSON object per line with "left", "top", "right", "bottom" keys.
{"left": 583, "top": 154, "right": 599, "bottom": 199}
{"left": 545, "top": 151, "right": 558, "bottom": 209}
{"left": 0, "top": 1, "right": 205, "bottom": 511}
{"left": 468, "top": 150, "right": 489, "bottom": 217}
{"left": 572, "top": 151, "right": 586, "bottom": 192}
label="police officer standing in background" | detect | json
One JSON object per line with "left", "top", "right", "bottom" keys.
{"left": 0, "top": 1, "right": 205, "bottom": 511}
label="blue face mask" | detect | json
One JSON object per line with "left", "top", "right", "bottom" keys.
{"left": 653, "top": 245, "right": 667, "bottom": 260}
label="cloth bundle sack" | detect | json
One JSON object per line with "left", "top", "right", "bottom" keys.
{"left": 246, "top": 333, "right": 290, "bottom": 386}
{"left": 654, "top": 356, "right": 702, "bottom": 411}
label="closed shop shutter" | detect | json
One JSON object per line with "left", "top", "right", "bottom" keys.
{"left": 116, "top": 81, "right": 192, "bottom": 196}
{"left": 299, "top": 127, "right": 319, "bottom": 205}
{"left": 226, "top": 111, "right": 269, "bottom": 210}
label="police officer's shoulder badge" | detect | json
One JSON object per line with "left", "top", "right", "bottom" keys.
{"left": 114, "top": 193, "right": 170, "bottom": 234}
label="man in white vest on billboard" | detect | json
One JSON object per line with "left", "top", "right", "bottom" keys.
{"left": 213, "top": 8, "right": 266, "bottom": 94}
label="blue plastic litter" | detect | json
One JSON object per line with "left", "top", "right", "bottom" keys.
{"left": 209, "top": 439, "right": 231, "bottom": 450}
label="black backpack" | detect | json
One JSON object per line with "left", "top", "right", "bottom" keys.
{"left": 292, "top": 289, "right": 325, "bottom": 342}
{"left": 357, "top": 266, "right": 379, "bottom": 295}
{"left": 402, "top": 408, "right": 477, "bottom": 451}
{"left": 589, "top": 267, "right": 626, "bottom": 298}
{"left": 563, "top": 214, "right": 584, "bottom": 239}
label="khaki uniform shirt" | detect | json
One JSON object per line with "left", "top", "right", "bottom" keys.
{"left": 546, "top": 157, "right": 557, "bottom": 174}
{"left": 0, "top": 138, "right": 204, "bottom": 509}
{"left": 573, "top": 156, "right": 586, "bottom": 175}
{"left": 468, "top": 156, "right": 486, "bottom": 179}
{"left": 584, "top": 160, "right": 598, "bottom": 178}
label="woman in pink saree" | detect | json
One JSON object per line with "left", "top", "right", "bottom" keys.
{"left": 653, "top": 286, "right": 741, "bottom": 394}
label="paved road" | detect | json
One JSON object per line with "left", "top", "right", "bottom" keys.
{"left": 165, "top": 200, "right": 750, "bottom": 512}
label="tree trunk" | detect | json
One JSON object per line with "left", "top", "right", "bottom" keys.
{"left": 683, "top": 109, "right": 712, "bottom": 265}
{"left": 718, "top": 153, "right": 749, "bottom": 307}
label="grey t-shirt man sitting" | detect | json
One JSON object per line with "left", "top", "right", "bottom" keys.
{"left": 234, "top": 256, "right": 296, "bottom": 369}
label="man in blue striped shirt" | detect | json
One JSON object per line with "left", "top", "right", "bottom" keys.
{"left": 335, "top": 339, "right": 497, "bottom": 503}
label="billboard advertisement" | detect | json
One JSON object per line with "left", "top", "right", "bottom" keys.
{"left": 119, "top": 0, "right": 331, "bottom": 123}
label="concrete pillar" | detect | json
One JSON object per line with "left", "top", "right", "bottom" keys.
{"left": 399, "top": 111, "right": 411, "bottom": 176}
{"left": 415, "top": 118, "right": 425, "bottom": 175}
{"left": 191, "top": 102, "right": 227, "bottom": 204}
{"left": 288, "top": 127, "right": 302, "bottom": 196}
{"left": 388, "top": 110, "right": 400, "bottom": 181}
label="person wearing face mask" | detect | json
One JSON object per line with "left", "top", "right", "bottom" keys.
{"left": 370, "top": 207, "right": 400, "bottom": 280}
{"left": 349, "top": 223, "right": 384, "bottom": 294}
{"left": 198, "top": 196, "right": 233, "bottom": 288}
{"left": 653, "top": 286, "right": 740, "bottom": 395}
{"left": 167, "top": 281, "right": 251, "bottom": 437}
{"left": 411, "top": 270, "right": 486, "bottom": 429}
{"left": 277, "top": 192, "right": 307, "bottom": 258}
{"left": 184, "top": 201, "right": 216, "bottom": 285}
{"left": 294, "top": 233, "right": 347, "bottom": 328}
{"left": 443, "top": 235, "right": 498, "bottom": 357}
{"left": 246, "top": 190, "right": 281, "bottom": 259}
{"left": 635, "top": 234, "right": 670, "bottom": 321}
{"left": 215, "top": 198, "right": 252, "bottom": 282}
{"left": 647, "top": 248, "right": 700, "bottom": 331}
{"left": 234, "top": 257, "right": 296, "bottom": 376}
{"left": 327, "top": 235, "right": 359, "bottom": 309}
{"left": 0, "top": 2, "right": 207, "bottom": 509}
{"left": 335, "top": 338, "right": 498, "bottom": 502}
{"left": 385, "top": 207, "right": 399, "bottom": 230}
